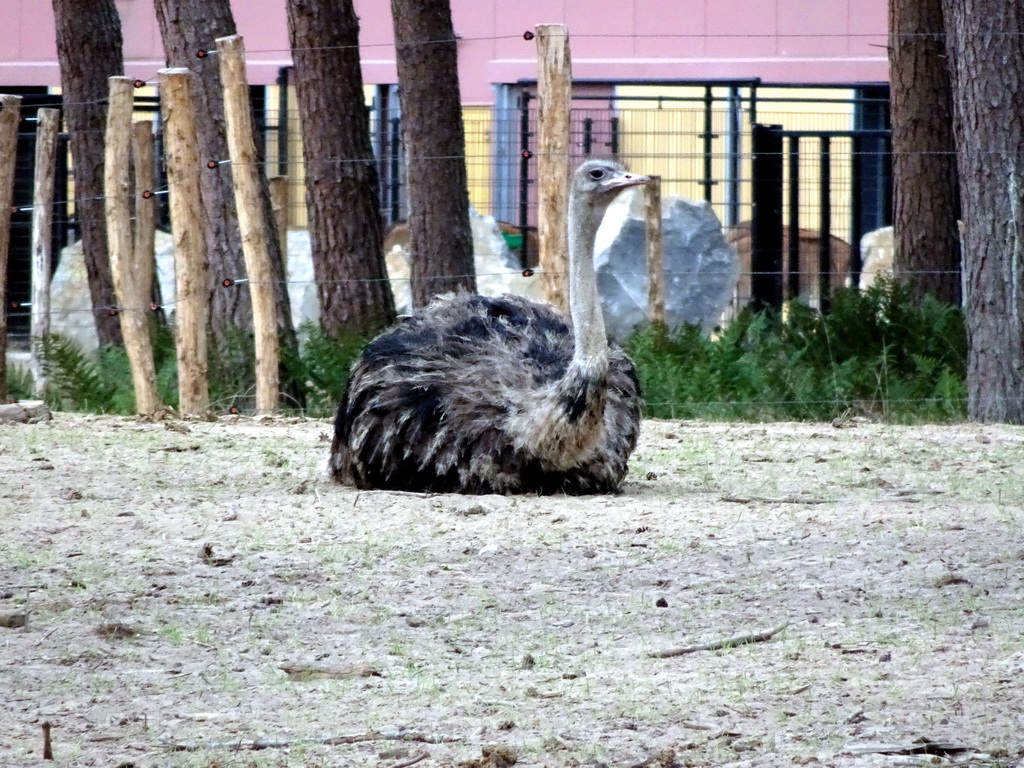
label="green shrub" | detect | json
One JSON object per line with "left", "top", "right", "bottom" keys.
{"left": 284, "top": 322, "right": 367, "bottom": 416}
{"left": 628, "top": 280, "right": 967, "bottom": 422}
{"left": 4, "top": 359, "right": 35, "bottom": 402}
{"left": 30, "top": 327, "right": 179, "bottom": 414}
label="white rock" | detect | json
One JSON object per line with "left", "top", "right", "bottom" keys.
{"left": 857, "top": 225, "right": 893, "bottom": 290}
{"left": 477, "top": 542, "right": 500, "bottom": 557}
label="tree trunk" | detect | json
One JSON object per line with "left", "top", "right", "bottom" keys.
{"left": 391, "top": 0, "right": 475, "bottom": 308}
{"left": 942, "top": 0, "right": 1024, "bottom": 422}
{"left": 153, "top": 0, "right": 294, "bottom": 353}
{"left": 51, "top": 0, "right": 124, "bottom": 347}
{"left": 286, "top": 0, "right": 396, "bottom": 338}
{"left": 888, "top": 0, "right": 961, "bottom": 305}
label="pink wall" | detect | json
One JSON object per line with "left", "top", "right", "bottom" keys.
{"left": 0, "top": 0, "right": 888, "bottom": 103}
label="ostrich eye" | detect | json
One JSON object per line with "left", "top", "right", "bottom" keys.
{"left": 588, "top": 168, "right": 606, "bottom": 180}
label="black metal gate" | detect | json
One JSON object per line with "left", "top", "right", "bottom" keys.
{"left": 749, "top": 123, "right": 892, "bottom": 312}
{"left": 5, "top": 90, "right": 69, "bottom": 344}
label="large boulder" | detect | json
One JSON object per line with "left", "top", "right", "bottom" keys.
{"left": 381, "top": 208, "right": 542, "bottom": 315}
{"left": 594, "top": 190, "right": 740, "bottom": 340}
{"left": 50, "top": 231, "right": 178, "bottom": 356}
{"left": 49, "top": 237, "right": 114, "bottom": 355}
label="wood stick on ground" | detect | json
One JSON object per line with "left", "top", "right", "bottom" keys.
{"left": 721, "top": 495, "right": 828, "bottom": 505}
{"left": 392, "top": 752, "right": 429, "bottom": 768}
{"left": 0, "top": 401, "right": 52, "bottom": 424}
{"left": 166, "top": 730, "right": 459, "bottom": 752}
{"left": 650, "top": 622, "right": 790, "bottom": 659}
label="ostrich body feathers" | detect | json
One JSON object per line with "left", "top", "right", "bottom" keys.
{"left": 330, "top": 292, "right": 642, "bottom": 494}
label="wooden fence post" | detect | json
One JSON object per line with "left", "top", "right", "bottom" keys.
{"left": 0, "top": 94, "right": 22, "bottom": 402}
{"left": 29, "top": 107, "right": 59, "bottom": 397}
{"left": 159, "top": 68, "right": 209, "bottom": 416}
{"left": 217, "top": 34, "right": 279, "bottom": 415}
{"left": 535, "top": 23, "right": 572, "bottom": 314}
{"left": 132, "top": 120, "right": 158, "bottom": 323}
{"left": 644, "top": 175, "right": 665, "bottom": 329}
{"left": 106, "top": 77, "right": 160, "bottom": 415}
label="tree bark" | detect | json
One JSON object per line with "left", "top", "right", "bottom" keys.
{"left": 153, "top": 0, "right": 294, "bottom": 352}
{"left": 51, "top": 0, "right": 124, "bottom": 347}
{"left": 888, "top": 0, "right": 961, "bottom": 305}
{"left": 286, "top": 0, "right": 396, "bottom": 338}
{"left": 0, "top": 95, "right": 20, "bottom": 401}
{"left": 391, "top": 0, "right": 475, "bottom": 308}
{"left": 942, "top": 0, "right": 1024, "bottom": 422}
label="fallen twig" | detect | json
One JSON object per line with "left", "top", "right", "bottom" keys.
{"left": 392, "top": 752, "right": 429, "bottom": 768}
{"left": 279, "top": 662, "right": 382, "bottom": 680}
{"left": 721, "top": 495, "right": 828, "bottom": 505}
{"left": 650, "top": 622, "right": 790, "bottom": 658}
{"left": 845, "top": 739, "right": 972, "bottom": 756}
{"left": 165, "top": 730, "right": 459, "bottom": 752}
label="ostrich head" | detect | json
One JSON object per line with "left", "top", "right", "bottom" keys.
{"left": 571, "top": 159, "right": 649, "bottom": 230}
{"left": 565, "top": 159, "right": 649, "bottom": 367}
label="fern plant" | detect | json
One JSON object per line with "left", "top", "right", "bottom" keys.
{"left": 285, "top": 322, "right": 367, "bottom": 416}
{"left": 4, "top": 357, "right": 36, "bottom": 402}
{"left": 38, "top": 334, "right": 118, "bottom": 411}
{"left": 629, "top": 280, "right": 967, "bottom": 422}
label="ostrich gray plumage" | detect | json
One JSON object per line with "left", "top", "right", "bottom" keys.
{"left": 329, "top": 159, "right": 647, "bottom": 494}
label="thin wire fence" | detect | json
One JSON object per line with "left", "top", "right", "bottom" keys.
{"left": 3, "top": 86, "right": 902, "bottom": 346}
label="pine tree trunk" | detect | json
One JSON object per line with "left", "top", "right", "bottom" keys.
{"left": 942, "top": 0, "right": 1024, "bottom": 422}
{"left": 153, "top": 0, "right": 294, "bottom": 354}
{"left": 286, "top": 0, "right": 396, "bottom": 338}
{"left": 51, "top": 0, "right": 124, "bottom": 347}
{"left": 888, "top": 0, "right": 961, "bottom": 305}
{"left": 391, "top": 0, "right": 475, "bottom": 308}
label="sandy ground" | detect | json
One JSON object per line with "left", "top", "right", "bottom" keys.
{"left": 1, "top": 413, "right": 1023, "bottom": 768}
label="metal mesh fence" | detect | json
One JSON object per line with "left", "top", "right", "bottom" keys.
{"left": 3, "top": 84, "right": 891, "bottom": 344}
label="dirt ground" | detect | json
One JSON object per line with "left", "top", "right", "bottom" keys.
{"left": 1, "top": 413, "right": 1023, "bottom": 768}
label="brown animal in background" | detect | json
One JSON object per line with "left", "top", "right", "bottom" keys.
{"left": 725, "top": 220, "right": 852, "bottom": 308}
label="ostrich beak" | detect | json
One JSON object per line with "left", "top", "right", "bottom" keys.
{"left": 602, "top": 172, "right": 650, "bottom": 192}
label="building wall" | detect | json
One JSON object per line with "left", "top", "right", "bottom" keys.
{"left": 1, "top": 0, "right": 889, "bottom": 252}
{"left": 0, "top": 0, "right": 888, "bottom": 100}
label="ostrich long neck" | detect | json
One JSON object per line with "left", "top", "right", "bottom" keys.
{"left": 567, "top": 195, "right": 609, "bottom": 372}
{"left": 507, "top": 191, "right": 612, "bottom": 471}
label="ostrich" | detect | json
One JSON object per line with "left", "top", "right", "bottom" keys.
{"left": 329, "top": 159, "right": 648, "bottom": 494}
